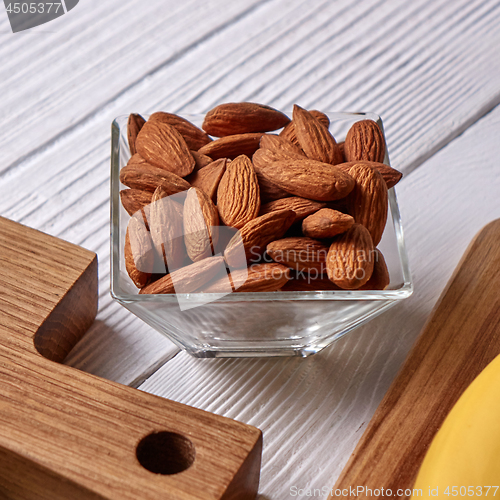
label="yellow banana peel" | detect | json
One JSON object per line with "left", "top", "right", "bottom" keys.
{"left": 412, "top": 353, "right": 500, "bottom": 499}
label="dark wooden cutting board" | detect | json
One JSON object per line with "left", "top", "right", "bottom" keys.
{"left": 0, "top": 216, "right": 261, "bottom": 500}
{"left": 331, "top": 218, "right": 500, "bottom": 499}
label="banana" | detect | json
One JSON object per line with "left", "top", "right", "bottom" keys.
{"left": 412, "top": 353, "right": 500, "bottom": 499}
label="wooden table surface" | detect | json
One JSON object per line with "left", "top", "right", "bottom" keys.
{"left": 1, "top": 0, "right": 500, "bottom": 498}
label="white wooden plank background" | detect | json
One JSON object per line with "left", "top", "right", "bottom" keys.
{"left": 139, "top": 103, "right": 500, "bottom": 498}
{"left": 0, "top": 0, "right": 500, "bottom": 497}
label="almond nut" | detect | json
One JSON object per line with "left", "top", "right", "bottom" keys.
{"left": 344, "top": 119, "right": 386, "bottom": 163}
{"left": 224, "top": 209, "right": 296, "bottom": 268}
{"left": 202, "top": 102, "right": 290, "bottom": 137}
{"left": 183, "top": 187, "right": 219, "bottom": 262}
{"left": 136, "top": 120, "right": 195, "bottom": 176}
{"left": 326, "top": 224, "right": 375, "bottom": 289}
{"left": 347, "top": 163, "right": 388, "bottom": 246}
{"left": 217, "top": 155, "right": 260, "bottom": 229}
{"left": 293, "top": 105, "right": 343, "bottom": 165}
{"left": 198, "top": 133, "right": 264, "bottom": 160}
{"left": 302, "top": 208, "right": 354, "bottom": 239}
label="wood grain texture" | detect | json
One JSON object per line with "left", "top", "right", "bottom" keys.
{"left": 0, "top": 217, "right": 262, "bottom": 500}
{"left": 138, "top": 105, "right": 500, "bottom": 499}
{"left": 0, "top": 216, "right": 98, "bottom": 362}
{"left": 332, "top": 218, "right": 500, "bottom": 498}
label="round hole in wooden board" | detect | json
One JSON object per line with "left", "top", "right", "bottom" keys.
{"left": 136, "top": 431, "right": 196, "bottom": 475}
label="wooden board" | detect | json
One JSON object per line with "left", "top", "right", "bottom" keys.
{"left": 0, "top": 216, "right": 262, "bottom": 500}
{"left": 331, "top": 218, "right": 500, "bottom": 498}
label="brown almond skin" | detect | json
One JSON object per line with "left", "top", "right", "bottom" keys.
{"left": 185, "top": 158, "right": 226, "bottom": 202}
{"left": 280, "top": 109, "right": 329, "bottom": 147}
{"left": 191, "top": 150, "right": 213, "bottom": 171}
{"left": 267, "top": 237, "right": 330, "bottom": 274}
{"left": 252, "top": 147, "right": 302, "bottom": 202}
{"left": 302, "top": 208, "right": 354, "bottom": 239}
{"left": 224, "top": 209, "right": 296, "bottom": 268}
{"left": 120, "top": 156, "right": 191, "bottom": 194}
{"left": 338, "top": 141, "right": 346, "bottom": 162}
{"left": 136, "top": 120, "right": 195, "bottom": 176}
{"left": 149, "top": 186, "right": 185, "bottom": 271}
{"left": 202, "top": 102, "right": 290, "bottom": 137}
{"left": 183, "top": 187, "right": 219, "bottom": 262}
{"left": 336, "top": 160, "right": 402, "bottom": 189}
{"left": 347, "top": 164, "right": 388, "bottom": 246}
{"left": 259, "top": 197, "right": 326, "bottom": 220}
{"left": 344, "top": 119, "right": 386, "bottom": 163}
{"left": 258, "top": 158, "right": 355, "bottom": 201}
{"left": 127, "top": 113, "right": 146, "bottom": 156}
{"left": 217, "top": 155, "right": 260, "bottom": 229}
{"left": 293, "top": 105, "right": 343, "bottom": 165}
{"left": 252, "top": 144, "right": 305, "bottom": 169}
{"left": 359, "top": 249, "right": 390, "bottom": 290}
{"left": 125, "top": 213, "right": 154, "bottom": 288}
{"left": 140, "top": 256, "right": 225, "bottom": 294}
{"left": 259, "top": 134, "right": 305, "bottom": 157}
{"left": 120, "top": 189, "right": 152, "bottom": 217}
{"left": 198, "top": 133, "right": 264, "bottom": 160}
{"left": 148, "top": 112, "right": 212, "bottom": 150}
{"left": 281, "top": 274, "right": 341, "bottom": 292}
{"left": 326, "top": 224, "right": 375, "bottom": 289}
{"left": 202, "top": 263, "right": 291, "bottom": 293}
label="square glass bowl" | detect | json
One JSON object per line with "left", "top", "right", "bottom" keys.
{"left": 111, "top": 111, "right": 412, "bottom": 358}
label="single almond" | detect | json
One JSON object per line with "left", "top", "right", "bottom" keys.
{"left": 267, "top": 237, "right": 330, "bottom": 274}
{"left": 148, "top": 111, "right": 212, "bottom": 150}
{"left": 120, "top": 156, "right": 191, "bottom": 193}
{"left": 120, "top": 189, "right": 152, "bottom": 217}
{"left": 326, "top": 224, "right": 375, "bottom": 289}
{"left": 202, "top": 263, "right": 291, "bottom": 293}
{"left": 258, "top": 158, "right": 355, "bottom": 201}
{"left": 217, "top": 155, "right": 260, "bottom": 229}
{"left": 185, "top": 158, "right": 227, "bottom": 202}
{"left": 344, "top": 119, "right": 386, "bottom": 163}
{"left": 202, "top": 102, "right": 290, "bottom": 137}
{"left": 359, "top": 249, "right": 390, "bottom": 290}
{"left": 149, "top": 186, "right": 185, "bottom": 271}
{"left": 346, "top": 163, "right": 388, "bottom": 246}
{"left": 259, "top": 197, "right": 326, "bottom": 220}
{"left": 336, "top": 160, "right": 402, "bottom": 189}
{"left": 191, "top": 150, "right": 213, "bottom": 171}
{"left": 128, "top": 113, "right": 146, "bottom": 156}
{"left": 224, "top": 209, "right": 296, "bottom": 268}
{"left": 125, "top": 213, "right": 155, "bottom": 288}
{"left": 136, "top": 120, "right": 195, "bottom": 176}
{"left": 280, "top": 110, "right": 329, "bottom": 146}
{"left": 293, "top": 105, "right": 343, "bottom": 165}
{"left": 280, "top": 109, "right": 330, "bottom": 147}
{"left": 183, "top": 187, "right": 219, "bottom": 262}
{"left": 302, "top": 208, "right": 354, "bottom": 239}
{"left": 198, "top": 133, "right": 264, "bottom": 160}
{"left": 139, "top": 256, "right": 225, "bottom": 294}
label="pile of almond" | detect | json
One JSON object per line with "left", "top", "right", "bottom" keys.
{"left": 120, "top": 103, "right": 402, "bottom": 294}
